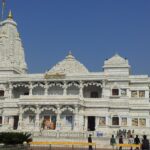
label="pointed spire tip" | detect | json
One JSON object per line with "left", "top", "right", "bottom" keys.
{"left": 8, "top": 10, "right": 13, "bottom": 19}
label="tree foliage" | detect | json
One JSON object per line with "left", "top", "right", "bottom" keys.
{"left": 0, "top": 132, "right": 32, "bottom": 145}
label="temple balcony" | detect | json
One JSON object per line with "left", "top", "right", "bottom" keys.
{"left": 18, "top": 95, "right": 83, "bottom": 105}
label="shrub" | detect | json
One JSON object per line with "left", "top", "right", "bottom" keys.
{"left": 0, "top": 132, "right": 32, "bottom": 145}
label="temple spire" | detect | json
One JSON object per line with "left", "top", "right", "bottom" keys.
{"left": 8, "top": 10, "right": 13, "bottom": 19}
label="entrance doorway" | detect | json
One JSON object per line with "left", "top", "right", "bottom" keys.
{"left": 13, "top": 116, "right": 19, "bottom": 130}
{"left": 88, "top": 116, "right": 95, "bottom": 131}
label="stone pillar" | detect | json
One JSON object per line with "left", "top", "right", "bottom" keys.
{"left": 63, "top": 81, "right": 67, "bottom": 96}
{"left": 9, "top": 116, "right": 14, "bottom": 129}
{"left": 95, "top": 116, "right": 99, "bottom": 130}
{"left": 119, "top": 116, "right": 121, "bottom": 126}
{"left": 73, "top": 105, "right": 79, "bottom": 131}
{"left": 146, "top": 118, "right": 149, "bottom": 127}
{"left": 79, "top": 81, "right": 83, "bottom": 98}
{"left": 102, "top": 80, "right": 106, "bottom": 98}
{"left": 56, "top": 105, "right": 61, "bottom": 130}
{"left": 35, "top": 105, "right": 40, "bottom": 131}
{"left": 29, "top": 82, "right": 33, "bottom": 96}
{"left": 106, "top": 116, "right": 109, "bottom": 126}
{"left": 85, "top": 116, "right": 88, "bottom": 131}
{"left": 18, "top": 106, "right": 23, "bottom": 130}
{"left": 2, "top": 115, "right": 5, "bottom": 125}
{"left": 8, "top": 82, "right": 13, "bottom": 99}
{"left": 2, "top": 114, "right": 5, "bottom": 129}
{"left": 128, "top": 116, "right": 132, "bottom": 127}
{"left": 44, "top": 81, "right": 48, "bottom": 96}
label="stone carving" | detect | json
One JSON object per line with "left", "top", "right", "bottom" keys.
{"left": 131, "top": 91, "right": 138, "bottom": 98}
{"left": 47, "top": 52, "right": 89, "bottom": 74}
{"left": 132, "top": 118, "right": 138, "bottom": 126}
{"left": 40, "top": 106, "right": 57, "bottom": 113}
{"left": 61, "top": 106, "right": 75, "bottom": 113}
{"left": 139, "top": 118, "right": 146, "bottom": 127}
{"left": 99, "top": 117, "right": 106, "bottom": 126}
{"left": 83, "top": 81, "right": 102, "bottom": 87}
{"left": 139, "top": 91, "right": 145, "bottom": 98}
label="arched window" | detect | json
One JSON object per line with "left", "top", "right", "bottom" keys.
{"left": 112, "top": 116, "right": 119, "bottom": 125}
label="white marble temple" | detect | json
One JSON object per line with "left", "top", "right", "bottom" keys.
{"left": 0, "top": 11, "right": 150, "bottom": 138}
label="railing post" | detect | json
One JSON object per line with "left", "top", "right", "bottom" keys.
{"left": 49, "top": 144, "right": 51, "bottom": 150}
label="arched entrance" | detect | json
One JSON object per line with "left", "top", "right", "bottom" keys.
{"left": 40, "top": 107, "right": 57, "bottom": 130}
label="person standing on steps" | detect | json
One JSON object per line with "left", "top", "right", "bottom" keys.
{"left": 88, "top": 134, "right": 93, "bottom": 150}
{"left": 110, "top": 135, "right": 116, "bottom": 150}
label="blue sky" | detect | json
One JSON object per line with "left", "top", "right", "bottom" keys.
{"left": 3, "top": 0, "right": 150, "bottom": 74}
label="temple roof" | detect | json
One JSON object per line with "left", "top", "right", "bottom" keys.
{"left": 48, "top": 52, "right": 89, "bottom": 74}
{"left": 103, "top": 54, "right": 130, "bottom": 68}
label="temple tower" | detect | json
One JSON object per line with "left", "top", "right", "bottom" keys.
{"left": 0, "top": 11, "right": 27, "bottom": 74}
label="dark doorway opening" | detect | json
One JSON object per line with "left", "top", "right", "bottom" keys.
{"left": 13, "top": 116, "right": 19, "bottom": 130}
{"left": 88, "top": 116, "right": 95, "bottom": 131}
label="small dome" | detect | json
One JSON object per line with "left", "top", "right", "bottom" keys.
{"left": 47, "top": 52, "right": 89, "bottom": 74}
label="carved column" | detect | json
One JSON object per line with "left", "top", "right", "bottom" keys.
{"left": 63, "top": 81, "right": 67, "bottom": 96}
{"left": 2, "top": 109, "right": 5, "bottom": 128}
{"left": 44, "top": 81, "right": 48, "bottom": 96}
{"left": 29, "top": 82, "right": 33, "bottom": 96}
{"left": 84, "top": 116, "right": 88, "bottom": 131}
{"left": 102, "top": 80, "right": 106, "bottom": 98}
{"left": 79, "top": 81, "right": 83, "bottom": 98}
{"left": 56, "top": 105, "right": 61, "bottom": 130}
{"left": 18, "top": 106, "right": 23, "bottom": 130}
{"left": 95, "top": 116, "right": 99, "bottom": 130}
{"left": 35, "top": 105, "right": 40, "bottom": 131}
{"left": 8, "top": 82, "right": 13, "bottom": 99}
{"left": 73, "top": 105, "right": 79, "bottom": 131}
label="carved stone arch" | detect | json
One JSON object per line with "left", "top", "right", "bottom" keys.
{"left": 111, "top": 82, "right": 120, "bottom": 89}
{"left": 32, "top": 82, "right": 45, "bottom": 95}
{"left": 48, "top": 82, "right": 63, "bottom": 95}
{"left": 13, "top": 83, "right": 29, "bottom": 88}
{"left": 32, "top": 82, "right": 45, "bottom": 89}
{"left": 48, "top": 82, "right": 63, "bottom": 88}
{"left": 83, "top": 81, "right": 102, "bottom": 98}
{"left": 22, "top": 106, "right": 36, "bottom": 114}
{"left": 83, "top": 81, "right": 102, "bottom": 87}
{"left": 67, "top": 82, "right": 80, "bottom": 95}
{"left": 12, "top": 83, "right": 30, "bottom": 98}
{"left": 67, "top": 81, "right": 80, "bottom": 88}
{"left": 60, "top": 106, "right": 75, "bottom": 114}
{"left": 40, "top": 106, "right": 57, "bottom": 114}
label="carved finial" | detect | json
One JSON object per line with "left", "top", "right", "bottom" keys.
{"left": 8, "top": 10, "right": 13, "bottom": 19}
{"left": 69, "top": 50, "right": 72, "bottom": 55}
{"left": 66, "top": 50, "right": 74, "bottom": 59}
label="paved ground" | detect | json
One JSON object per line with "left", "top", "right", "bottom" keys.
{"left": 29, "top": 146, "right": 112, "bottom": 150}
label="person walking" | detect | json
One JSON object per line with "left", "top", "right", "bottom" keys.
{"left": 110, "top": 135, "right": 116, "bottom": 150}
{"left": 134, "top": 135, "right": 140, "bottom": 150}
{"left": 119, "top": 135, "right": 123, "bottom": 150}
{"left": 134, "top": 135, "right": 140, "bottom": 144}
{"left": 88, "top": 134, "right": 93, "bottom": 150}
{"left": 141, "top": 135, "right": 149, "bottom": 150}
{"left": 128, "top": 135, "right": 134, "bottom": 150}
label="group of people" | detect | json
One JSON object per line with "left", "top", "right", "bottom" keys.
{"left": 110, "top": 134, "right": 150, "bottom": 150}
{"left": 116, "top": 129, "right": 135, "bottom": 138}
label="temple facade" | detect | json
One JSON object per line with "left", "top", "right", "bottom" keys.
{"left": 0, "top": 11, "right": 150, "bottom": 136}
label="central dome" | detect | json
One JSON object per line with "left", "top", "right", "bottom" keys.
{"left": 48, "top": 52, "right": 89, "bottom": 74}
